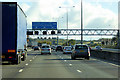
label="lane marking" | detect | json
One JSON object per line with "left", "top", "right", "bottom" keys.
{"left": 93, "top": 58, "right": 120, "bottom": 67}
{"left": 92, "top": 59, "right": 97, "bottom": 60}
{"left": 69, "top": 64, "right": 72, "bottom": 66}
{"left": 108, "top": 63, "right": 119, "bottom": 67}
{"left": 25, "top": 63, "right": 28, "bottom": 66}
{"left": 30, "top": 60, "right": 32, "bottom": 62}
{"left": 77, "top": 70, "right": 82, "bottom": 73}
{"left": 19, "top": 69, "right": 23, "bottom": 73}
{"left": 64, "top": 60, "right": 67, "bottom": 62}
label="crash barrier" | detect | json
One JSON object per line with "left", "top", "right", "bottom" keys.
{"left": 90, "top": 49, "right": 120, "bottom": 62}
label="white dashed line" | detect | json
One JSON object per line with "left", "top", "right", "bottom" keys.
{"left": 30, "top": 60, "right": 32, "bottom": 62}
{"left": 108, "top": 63, "right": 119, "bottom": 67}
{"left": 25, "top": 63, "right": 28, "bottom": 66}
{"left": 19, "top": 69, "right": 23, "bottom": 73}
{"left": 64, "top": 60, "right": 67, "bottom": 62}
{"left": 69, "top": 64, "right": 72, "bottom": 66}
{"left": 77, "top": 70, "right": 82, "bottom": 73}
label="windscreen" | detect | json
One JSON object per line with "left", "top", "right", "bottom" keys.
{"left": 42, "top": 46, "right": 49, "bottom": 48}
{"left": 64, "top": 47, "right": 71, "bottom": 49}
{"left": 75, "top": 45, "right": 88, "bottom": 49}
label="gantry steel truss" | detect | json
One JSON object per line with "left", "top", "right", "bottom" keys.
{"left": 27, "top": 29, "right": 119, "bottom": 36}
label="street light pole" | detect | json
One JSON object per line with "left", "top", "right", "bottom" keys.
{"left": 81, "top": 0, "right": 83, "bottom": 44}
{"left": 59, "top": 6, "right": 75, "bottom": 46}
{"left": 66, "top": 8, "right": 68, "bottom": 46}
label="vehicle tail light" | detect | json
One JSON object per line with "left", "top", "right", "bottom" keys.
{"left": 89, "top": 47, "right": 91, "bottom": 50}
{"left": 74, "top": 51, "right": 77, "bottom": 53}
{"left": 41, "top": 49, "right": 44, "bottom": 51}
{"left": 88, "top": 51, "right": 90, "bottom": 54}
{"left": 9, "top": 56, "right": 13, "bottom": 58}
{"left": 8, "top": 50, "right": 15, "bottom": 53}
{"left": 48, "top": 49, "right": 50, "bottom": 51}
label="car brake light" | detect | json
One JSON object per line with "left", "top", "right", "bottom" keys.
{"left": 74, "top": 51, "right": 77, "bottom": 53}
{"left": 41, "top": 49, "right": 44, "bottom": 51}
{"left": 8, "top": 50, "right": 15, "bottom": 53}
{"left": 9, "top": 56, "right": 13, "bottom": 58}
{"left": 88, "top": 51, "right": 90, "bottom": 54}
{"left": 48, "top": 49, "right": 50, "bottom": 51}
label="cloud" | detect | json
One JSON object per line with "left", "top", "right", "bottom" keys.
{"left": 20, "top": 3, "right": 31, "bottom": 12}
{"left": 83, "top": 2, "right": 118, "bottom": 29}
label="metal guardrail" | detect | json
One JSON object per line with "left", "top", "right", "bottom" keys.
{"left": 91, "top": 49, "right": 120, "bottom": 62}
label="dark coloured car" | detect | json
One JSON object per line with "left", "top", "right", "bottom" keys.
{"left": 71, "top": 44, "right": 90, "bottom": 60}
{"left": 33, "top": 46, "right": 40, "bottom": 51}
{"left": 56, "top": 45, "right": 63, "bottom": 52}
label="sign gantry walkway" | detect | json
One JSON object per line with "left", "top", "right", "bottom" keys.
{"left": 27, "top": 29, "right": 119, "bottom": 36}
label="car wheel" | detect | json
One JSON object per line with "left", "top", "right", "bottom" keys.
{"left": 49, "top": 53, "right": 51, "bottom": 55}
{"left": 71, "top": 55, "right": 75, "bottom": 60}
{"left": 85, "top": 56, "right": 90, "bottom": 60}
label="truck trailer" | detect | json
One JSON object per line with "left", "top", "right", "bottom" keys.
{"left": 2, "top": 2, "right": 27, "bottom": 64}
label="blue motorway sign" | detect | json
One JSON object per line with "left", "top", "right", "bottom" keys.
{"left": 32, "top": 22, "right": 57, "bottom": 30}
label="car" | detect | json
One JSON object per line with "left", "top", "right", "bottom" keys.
{"left": 95, "top": 46, "right": 102, "bottom": 51}
{"left": 33, "top": 46, "right": 40, "bottom": 51}
{"left": 71, "top": 44, "right": 90, "bottom": 60}
{"left": 63, "top": 46, "right": 72, "bottom": 54}
{"left": 51, "top": 45, "right": 56, "bottom": 50}
{"left": 56, "top": 45, "right": 63, "bottom": 52}
{"left": 41, "top": 45, "right": 51, "bottom": 55}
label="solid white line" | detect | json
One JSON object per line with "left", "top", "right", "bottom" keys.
{"left": 100, "top": 61, "right": 120, "bottom": 67}
{"left": 25, "top": 63, "right": 28, "bottom": 66}
{"left": 77, "top": 70, "right": 82, "bottom": 73}
{"left": 19, "top": 69, "right": 23, "bottom": 73}
{"left": 30, "top": 60, "right": 32, "bottom": 62}
{"left": 108, "top": 63, "right": 119, "bottom": 67}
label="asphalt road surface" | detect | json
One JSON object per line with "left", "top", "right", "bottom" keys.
{"left": 2, "top": 50, "right": 119, "bottom": 78}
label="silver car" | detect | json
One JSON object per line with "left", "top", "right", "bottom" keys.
{"left": 41, "top": 45, "right": 51, "bottom": 55}
{"left": 71, "top": 44, "right": 90, "bottom": 60}
{"left": 63, "top": 46, "right": 72, "bottom": 54}
{"left": 95, "top": 46, "right": 102, "bottom": 51}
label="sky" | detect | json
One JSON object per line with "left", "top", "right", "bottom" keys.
{"left": 0, "top": 0, "right": 119, "bottom": 40}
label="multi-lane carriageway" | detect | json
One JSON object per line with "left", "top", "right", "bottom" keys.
{"left": 1, "top": 49, "right": 120, "bottom": 79}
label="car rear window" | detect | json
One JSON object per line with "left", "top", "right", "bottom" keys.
{"left": 57, "top": 46, "right": 62, "bottom": 48}
{"left": 75, "top": 45, "right": 88, "bottom": 49}
{"left": 64, "top": 47, "right": 71, "bottom": 49}
{"left": 42, "top": 46, "right": 49, "bottom": 48}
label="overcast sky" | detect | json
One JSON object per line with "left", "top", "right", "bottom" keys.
{"left": 0, "top": 0, "right": 119, "bottom": 40}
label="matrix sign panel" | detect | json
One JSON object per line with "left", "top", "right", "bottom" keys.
{"left": 32, "top": 22, "right": 57, "bottom": 30}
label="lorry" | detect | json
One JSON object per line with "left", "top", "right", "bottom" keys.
{"left": 2, "top": 2, "right": 27, "bottom": 64}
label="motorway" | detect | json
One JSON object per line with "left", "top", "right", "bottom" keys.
{"left": 2, "top": 50, "right": 119, "bottom": 78}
